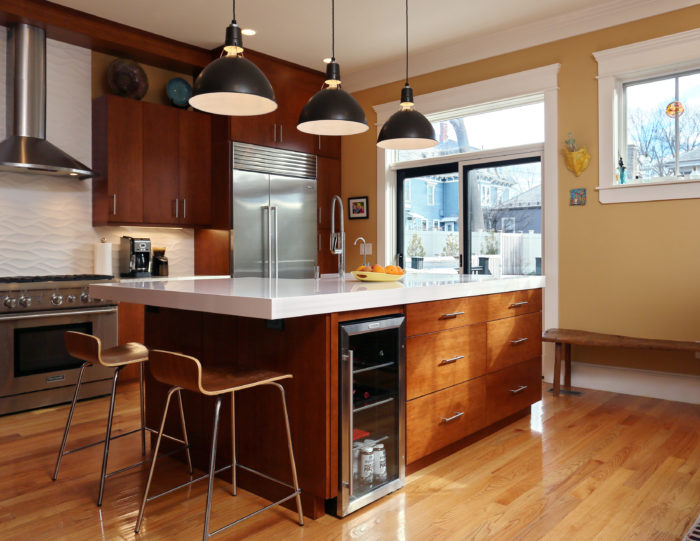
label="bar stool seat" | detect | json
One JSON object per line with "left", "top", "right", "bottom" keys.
{"left": 135, "top": 350, "right": 303, "bottom": 540}
{"left": 53, "top": 332, "right": 191, "bottom": 507}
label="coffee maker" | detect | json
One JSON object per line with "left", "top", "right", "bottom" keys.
{"left": 120, "top": 236, "right": 152, "bottom": 278}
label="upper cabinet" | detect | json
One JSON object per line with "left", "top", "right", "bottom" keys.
{"left": 227, "top": 59, "right": 335, "bottom": 156}
{"left": 93, "top": 95, "right": 212, "bottom": 227}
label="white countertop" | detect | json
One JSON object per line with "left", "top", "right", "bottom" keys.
{"left": 90, "top": 274, "right": 545, "bottom": 320}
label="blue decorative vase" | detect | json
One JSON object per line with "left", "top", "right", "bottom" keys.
{"left": 167, "top": 77, "right": 193, "bottom": 109}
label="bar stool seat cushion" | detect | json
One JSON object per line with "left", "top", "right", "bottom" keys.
{"left": 101, "top": 343, "right": 149, "bottom": 366}
{"left": 148, "top": 350, "right": 291, "bottom": 396}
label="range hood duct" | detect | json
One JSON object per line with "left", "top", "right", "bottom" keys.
{"left": 0, "top": 24, "right": 93, "bottom": 179}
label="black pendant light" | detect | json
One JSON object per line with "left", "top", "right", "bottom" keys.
{"left": 377, "top": 0, "right": 437, "bottom": 150}
{"left": 189, "top": 0, "right": 277, "bottom": 116}
{"left": 297, "top": 0, "right": 368, "bottom": 136}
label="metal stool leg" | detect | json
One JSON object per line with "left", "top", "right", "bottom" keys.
{"left": 52, "top": 361, "right": 89, "bottom": 481}
{"left": 97, "top": 366, "right": 121, "bottom": 507}
{"left": 135, "top": 386, "right": 180, "bottom": 533}
{"left": 231, "top": 392, "right": 237, "bottom": 496}
{"left": 203, "top": 396, "right": 223, "bottom": 541}
{"left": 273, "top": 382, "right": 304, "bottom": 526}
{"left": 176, "top": 389, "right": 193, "bottom": 474}
{"left": 139, "top": 362, "right": 147, "bottom": 456}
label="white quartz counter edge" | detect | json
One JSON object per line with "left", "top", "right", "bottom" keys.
{"left": 90, "top": 275, "right": 545, "bottom": 320}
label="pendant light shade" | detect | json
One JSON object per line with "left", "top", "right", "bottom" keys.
{"left": 377, "top": 0, "right": 437, "bottom": 150}
{"left": 190, "top": 1, "right": 277, "bottom": 116}
{"left": 297, "top": 0, "right": 368, "bottom": 136}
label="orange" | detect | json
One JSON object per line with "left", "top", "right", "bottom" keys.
{"left": 385, "top": 265, "right": 401, "bottom": 275}
{"left": 371, "top": 264, "right": 385, "bottom": 273}
{"left": 356, "top": 265, "right": 371, "bottom": 272}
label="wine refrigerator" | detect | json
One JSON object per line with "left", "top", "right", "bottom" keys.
{"left": 336, "top": 314, "right": 406, "bottom": 516}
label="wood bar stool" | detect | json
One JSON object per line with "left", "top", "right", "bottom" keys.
{"left": 135, "top": 350, "right": 304, "bottom": 540}
{"left": 53, "top": 331, "right": 192, "bottom": 507}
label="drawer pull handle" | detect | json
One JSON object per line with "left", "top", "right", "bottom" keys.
{"left": 441, "top": 311, "right": 464, "bottom": 319}
{"left": 439, "top": 355, "right": 464, "bottom": 366}
{"left": 509, "top": 301, "right": 529, "bottom": 308}
{"left": 510, "top": 337, "right": 529, "bottom": 345}
{"left": 510, "top": 385, "right": 528, "bottom": 394}
{"left": 441, "top": 411, "right": 464, "bottom": 423}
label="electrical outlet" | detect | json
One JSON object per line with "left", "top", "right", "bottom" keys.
{"left": 360, "top": 243, "right": 372, "bottom": 255}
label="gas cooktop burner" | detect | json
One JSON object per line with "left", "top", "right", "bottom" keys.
{"left": 0, "top": 274, "right": 113, "bottom": 283}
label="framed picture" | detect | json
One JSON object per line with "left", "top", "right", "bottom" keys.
{"left": 348, "top": 196, "right": 369, "bottom": 219}
{"left": 569, "top": 188, "right": 586, "bottom": 206}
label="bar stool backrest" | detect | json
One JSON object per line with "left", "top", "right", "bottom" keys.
{"left": 65, "top": 331, "right": 102, "bottom": 365}
{"left": 148, "top": 349, "right": 204, "bottom": 394}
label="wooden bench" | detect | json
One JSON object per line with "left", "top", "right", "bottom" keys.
{"left": 542, "top": 328, "right": 700, "bottom": 396}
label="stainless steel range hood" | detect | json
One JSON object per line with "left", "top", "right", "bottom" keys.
{"left": 0, "top": 24, "right": 93, "bottom": 179}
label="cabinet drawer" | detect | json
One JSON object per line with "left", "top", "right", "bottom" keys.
{"left": 406, "top": 378, "right": 486, "bottom": 464}
{"left": 406, "top": 296, "right": 488, "bottom": 336}
{"left": 485, "top": 357, "right": 541, "bottom": 425}
{"left": 486, "top": 312, "right": 542, "bottom": 372}
{"left": 485, "top": 288, "right": 542, "bottom": 321}
{"left": 406, "top": 324, "right": 486, "bottom": 400}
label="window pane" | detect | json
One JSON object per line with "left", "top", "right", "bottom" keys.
{"left": 678, "top": 72, "right": 700, "bottom": 178}
{"left": 400, "top": 173, "right": 460, "bottom": 274}
{"left": 394, "top": 102, "right": 544, "bottom": 163}
{"left": 467, "top": 161, "right": 542, "bottom": 277}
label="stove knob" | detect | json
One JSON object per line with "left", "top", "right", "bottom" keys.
{"left": 18, "top": 296, "right": 32, "bottom": 308}
{"left": 50, "top": 294, "right": 63, "bottom": 306}
{"left": 66, "top": 295, "right": 76, "bottom": 304}
{"left": 80, "top": 292, "right": 90, "bottom": 303}
{"left": 3, "top": 296, "right": 17, "bottom": 309}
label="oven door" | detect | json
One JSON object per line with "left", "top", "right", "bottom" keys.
{"left": 0, "top": 306, "right": 118, "bottom": 413}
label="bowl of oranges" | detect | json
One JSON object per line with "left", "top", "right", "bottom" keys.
{"left": 351, "top": 264, "right": 406, "bottom": 282}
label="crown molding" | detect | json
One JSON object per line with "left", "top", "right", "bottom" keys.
{"left": 345, "top": 0, "right": 696, "bottom": 92}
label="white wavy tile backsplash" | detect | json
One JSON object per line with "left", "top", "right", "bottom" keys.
{"left": 0, "top": 28, "right": 194, "bottom": 277}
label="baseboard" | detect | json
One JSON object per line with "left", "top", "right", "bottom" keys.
{"left": 543, "top": 358, "right": 700, "bottom": 404}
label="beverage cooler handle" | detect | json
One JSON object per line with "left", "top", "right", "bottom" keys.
{"left": 346, "top": 349, "right": 354, "bottom": 498}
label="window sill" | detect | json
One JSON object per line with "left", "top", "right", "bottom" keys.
{"left": 596, "top": 178, "right": 700, "bottom": 204}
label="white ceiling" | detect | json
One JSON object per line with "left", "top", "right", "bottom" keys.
{"left": 53, "top": 0, "right": 692, "bottom": 89}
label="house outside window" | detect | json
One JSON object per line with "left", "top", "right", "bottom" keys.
{"left": 427, "top": 183, "right": 436, "bottom": 206}
{"left": 623, "top": 70, "right": 700, "bottom": 182}
{"left": 404, "top": 179, "right": 411, "bottom": 203}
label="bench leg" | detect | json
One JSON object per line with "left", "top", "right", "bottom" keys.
{"left": 564, "top": 343, "right": 572, "bottom": 390}
{"left": 553, "top": 342, "right": 562, "bottom": 397}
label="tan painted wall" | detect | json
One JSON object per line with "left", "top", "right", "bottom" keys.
{"left": 92, "top": 51, "right": 193, "bottom": 105}
{"left": 342, "top": 6, "right": 700, "bottom": 375}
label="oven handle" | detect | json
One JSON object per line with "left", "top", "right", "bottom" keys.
{"left": 0, "top": 306, "right": 117, "bottom": 321}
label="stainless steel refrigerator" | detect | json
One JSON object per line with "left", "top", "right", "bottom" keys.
{"left": 231, "top": 142, "right": 317, "bottom": 278}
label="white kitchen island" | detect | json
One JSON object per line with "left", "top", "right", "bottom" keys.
{"left": 90, "top": 274, "right": 545, "bottom": 519}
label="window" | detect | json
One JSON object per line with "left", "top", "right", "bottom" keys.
{"left": 427, "top": 183, "right": 436, "bottom": 206}
{"left": 623, "top": 70, "right": 700, "bottom": 182}
{"left": 404, "top": 179, "right": 411, "bottom": 203}
{"left": 594, "top": 29, "right": 700, "bottom": 203}
{"left": 433, "top": 220, "right": 440, "bottom": 230}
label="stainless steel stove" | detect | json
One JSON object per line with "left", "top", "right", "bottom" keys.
{"left": 0, "top": 274, "right": 118, "bottom": 415}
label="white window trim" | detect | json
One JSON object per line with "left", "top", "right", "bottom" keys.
{"left": 593, "top": 28, "right": 700, "bottom": 204}
{"left": 374, "top": 64, "right": 560, "bottom": 382}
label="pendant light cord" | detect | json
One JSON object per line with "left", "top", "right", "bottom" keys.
{"left": 331, "top": 0, "right": 335, "bottom": 61}
{"left": 232, "top": 0, "right": 236, "bottom": 22}
{"left": 405, "top": 0, "right": 409, "bottom": 85}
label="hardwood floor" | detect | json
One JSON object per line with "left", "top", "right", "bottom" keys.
{"left": 1, "top": 382, "right": 698, "bottom": 540}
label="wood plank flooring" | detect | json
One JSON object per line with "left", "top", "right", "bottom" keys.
{"left": 1, "top": 382, "right": 698, "bottom": 540}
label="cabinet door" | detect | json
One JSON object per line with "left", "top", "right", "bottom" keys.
{"left": 142, "top": 102, "right": 179, "bottom": 225}
{"left": 228, "top": 55, "right": 277, "bottom": 147}
{"left": 317, "top": 229, "right": 336, "bottom": 275}
{"left": 315, "top": 135, "right": 341, "bottom": 158}
{"left": 272, "top": 64, "right": 319, "bottom": 153}
{"left": 317, "top": 157, "right": 341, "bottom": 229}
{"left": 179, "top": 109, "right": 212, "bottom": 226}
{"left": 103, "top": 95, "right": 143, "bottom": 223}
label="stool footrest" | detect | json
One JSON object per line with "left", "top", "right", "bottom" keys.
{"left": 104, "top": 444, "right": 190, "bottom": 479}
{"left": 146, "top": 465, "right": 233, "bottom": 504}
{"left": 210, "top": 489, "right": 302, "bottom": 537}
{"left": 236, "top": 463, "right": 296, "bottom": 491}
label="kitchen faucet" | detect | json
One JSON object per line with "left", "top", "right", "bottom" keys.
{"left": 353, "top": 236, "right": 368, "bottom": 268}
{"left": 330, "top": 195, "right": 345, "bottom": 280}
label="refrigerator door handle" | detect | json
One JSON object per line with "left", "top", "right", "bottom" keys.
{"left": 263, "top": 205, "right": 271, "bottom": 278}
{"left": 271, "top": 206, "right": 279, "bottom": 279}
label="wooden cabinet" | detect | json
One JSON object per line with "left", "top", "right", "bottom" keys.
{"left": 92, "top": 95, "right": 143, "bottom": 224}
{"left": 94, "top": 96, "right": 212, "bottom": 227}
{"left": 405, "top": 288, "right": 542, "bottom": 465}
{"left": 317, "top": 156, "right": 341, "bottom": 230}
{"left": 315, "top": 135, "right": 341, "bottom": 159}
{"left": 406, "top": 324, "right": 486, "bottom": 400}
{"left": 228, "top": 58, "right": 322, "bottom": 154}
{"left": 406, "top": 378, "right": 486, "bottom": 464}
